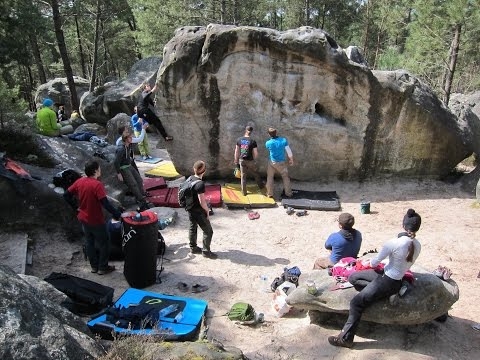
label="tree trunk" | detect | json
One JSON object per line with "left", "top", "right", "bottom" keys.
{"left": 304, "top": 0, "right": 310, "bottom": 26}
{"left": 75, "top": 14, "right": 87, "bottom": 79}
{"left": 28, "top": 33, "right": 46, "bottom": 84}
{"left": 51, "top": 0, "right": 79, "bottom": 110}
{"left": 362, "top": 0, "right": 372, "bottom": 60}
{"left": 221, "top": 0, "right": 226, "bottom": 24}
{"left": 233, "top": 0, "right": 238, "bottom": 25}
{"left": 89, "top": 0, "right": 101, "bottom": 92}
{"left": 442, "top": 23, "right": 461, "bottom": 106}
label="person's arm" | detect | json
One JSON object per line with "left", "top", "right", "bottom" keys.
{"left": 370, "top": 240, "right": 393, "bottom": 267}
{"left": 131, "top": 126, "right": 147, "bottom": 144}
{"left": 285, "top": 145, "right": 293, "bottom": 165}
{"left": 100, "top": 197, "right": 121, "bottom": 220}
{"left": 113, "top": 147, "right": 124, "bottom": 181}
{"left": 252, "top": 147, "right": 258, "bottom": 161}
{"left": 198, "top": 192, "right": 210, "bottom": 217}
{"left": 50, "top": 110, "right": 61, "bottom": 130}
{"left": 324, "top": 234, "right": 334, "bottom": 250}
{"left": 234, "top": 144, "right": 240, "bottom": 165}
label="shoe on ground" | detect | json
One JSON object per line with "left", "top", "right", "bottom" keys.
{"left": 190, "top": 246, "right": 203, "bottom": 254}
{"left": 142, "top": 155, "right": 148, "bottom": 160}
{"left": 98, "top": 265, "right": 115, "bottom": 275}
{"left": 328, "top": 335, "right": 353, "bottom": 348}
{"left": 286, "top": 207, "right": 295, "bottom": 215}
{"left": 165, "top": 136, "right": 173, "bottom": 141}
{"left": 202, "top": 251, "right": 218, "bottom": 259}
{"left": 146, "top": 155, "right": 153, "bottom": 159}
{"left": 91, "top": 268, "right": 98, "bottom": 273}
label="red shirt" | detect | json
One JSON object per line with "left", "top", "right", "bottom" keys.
{"left": 67, "top": 177, "right": 107, "bottom": 226}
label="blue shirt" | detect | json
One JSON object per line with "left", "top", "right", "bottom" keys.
{"left": 325, "top": 230, "right": 363, "bottom": 264}
{"left": 131, "top": 114, "right": 148, "bottom": 132}
{"left": 265, "top": 136, "right": 289, "bottom": 162}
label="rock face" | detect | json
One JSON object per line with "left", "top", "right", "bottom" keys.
{"left": 449, "top": 92, "right": 480, "bottom": 194}
{"left": 80, "top": 57, "right": 162, "bottom": 125}
{"left": 35, "top": 77, "right": 91, "bottom": 113}
{"left": 285, "top": 265, "right": 459, "bottom": 325}
{"left": 0, "top": 265, "right": 103, "bottom": 360}
{"left": 156, "top": 25, "right": 469, "bottom": 180}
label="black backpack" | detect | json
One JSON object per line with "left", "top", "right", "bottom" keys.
{"left": 53, "top": 169, "right": 82, "bottom": 190}
{"left": 178, "top": 177, "right": 201, "bottom": 209}
{"left": 44, "top": 272, "right": 114, "bottom": 315}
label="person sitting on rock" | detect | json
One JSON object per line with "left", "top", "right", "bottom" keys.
{"left": 313, "top": 213, "right": 362, "bottom": 269}
{"left": 328, "top": 208, "right": 422, "bottom": 348}
{"left": 114, "top": 129, "right": 152, "bottom": 211}
{"left": 36, "top": 98, "right": 73, "bottom": 136}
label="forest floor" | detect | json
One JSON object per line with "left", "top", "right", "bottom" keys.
{"left": 29, "top": 133, "right": 480, "bottom": 359}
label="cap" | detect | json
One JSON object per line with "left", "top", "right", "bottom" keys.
{"left": 43, "top": 98, "right": 53, "bottom": 107}
{"left": 338, "top": 213, "right": 355, "bottom": 230}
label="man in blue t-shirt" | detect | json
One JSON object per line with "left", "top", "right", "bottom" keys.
{"left": 313, "top": 213, "right": 363, "bottom": 269}
{"left": 265, "top": 127, "right": 293, "bottom": 198}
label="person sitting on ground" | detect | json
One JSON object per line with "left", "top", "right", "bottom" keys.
{"left": 136, "top": 82, "right": 173, "bottom": 141}
{"left": 57, "top": 104, "right": 68, "bottom": 122}
{"left": 115, "top": 123, "right": 147, "bottom": 146}
{"left": 313, "top": 213, "right": 363, "bottom": 269}
{"left": 131, "top": 106, "right": 152, "bottom": 160}
{"left": 328, "top": 208, "right": 422, "bottom": 348}
{"left": 63, "top": 160, "right": 121, "bottom": 275}
{"left": 114, "top": 129, "right": 152, "bottom": 210}
{"left": 234, "top": 125, "right": 265, "bottom": 196}
{"left": 36, "top": 98, "right": 72, "bottom": 136}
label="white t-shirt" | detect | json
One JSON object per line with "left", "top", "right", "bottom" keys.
{"left": 371, "top": 235, "right": 421, "bottom": 280}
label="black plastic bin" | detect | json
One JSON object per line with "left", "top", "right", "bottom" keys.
{"left": 122, "top": 210, "right": 158, "bottom": 288}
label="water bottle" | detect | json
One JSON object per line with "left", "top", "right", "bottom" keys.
{"left": 158, "top": 304, "right": 178, "bottom": 318}
{"left": 259, "top": 274, "right": 269, "bottom": 293}
{"left": 173, "top": 311, "right": 183, "bottom": 323}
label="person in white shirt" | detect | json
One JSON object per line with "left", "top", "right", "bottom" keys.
{"left": 328, "top": 208, "right": 422, "bottom": 348}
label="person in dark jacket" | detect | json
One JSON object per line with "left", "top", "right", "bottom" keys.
{"left": 114, "top": 130, "right": 151, "bottom": 210}
{"left": 136, "top": 83, "right": 173, "bottom": 141}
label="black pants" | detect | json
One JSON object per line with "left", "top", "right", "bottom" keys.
{"left": 188, "top": 208, "right": 213, "bottom": 252}
{"left": 340, "top": 270, "right": 401, "bottom": 342}
{"left": 138, "top": 108, "right": 168, "bottom": 139}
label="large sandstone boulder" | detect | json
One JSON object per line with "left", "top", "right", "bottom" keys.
{"left": 35, "top": 77, "right": 90, "bottom": 114}
{"left": 80, "top": 57, "right": 162, "bottom": 125}
{"left": 285, "top": 265, "right": 459, "bottom": 325}
{"left": 155, "top": 25, "right": 469, "bottom": 180}
{"left": 0, "top": 265, "right": 103, "bottom": 360}
{"left": 449, "top": 92, "right": 480, "bottom": 194}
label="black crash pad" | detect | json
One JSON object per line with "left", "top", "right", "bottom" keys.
{"left": 281, "top": 190, "right": 341, "bottom": 211}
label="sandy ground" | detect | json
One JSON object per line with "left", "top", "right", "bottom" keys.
{"left": 28, "top": 134, "right": 480, "bottom": 359}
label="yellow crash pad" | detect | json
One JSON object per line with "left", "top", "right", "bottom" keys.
{"left": 145, "top": 162, "right": 182, "bottom": 179}
{"left": 221, "top": 183, "right": 276, "bottom": 208}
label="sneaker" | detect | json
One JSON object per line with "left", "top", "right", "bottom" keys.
{"left": 202, "top": 251, "right": 218, "bottom": 259}
{"left": 165, "top": 136, "right": 173, "bottom": 141}
{"left": 91, "top": 268, "right": 98, "bottom": 273}
{"left": 399, "top": 282, "right": 409, "bottom": 297}
{"left": 141, "top": 155, "right": 148, "bottom": 160}
{"left": 146, "top": 155, "right": 153, "bottom": 160}
{"left": 190, "top": 246, "right": 203, "bottom": 254}
{"left": 98, "top": 265, "right": 115, "bottom": 275}
{"left": 328, "top": 335, "right": 353, "bottom": 348}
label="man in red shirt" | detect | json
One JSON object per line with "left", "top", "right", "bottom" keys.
{"left": 64, "top": 161, "right": 121, "bottom": 275}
